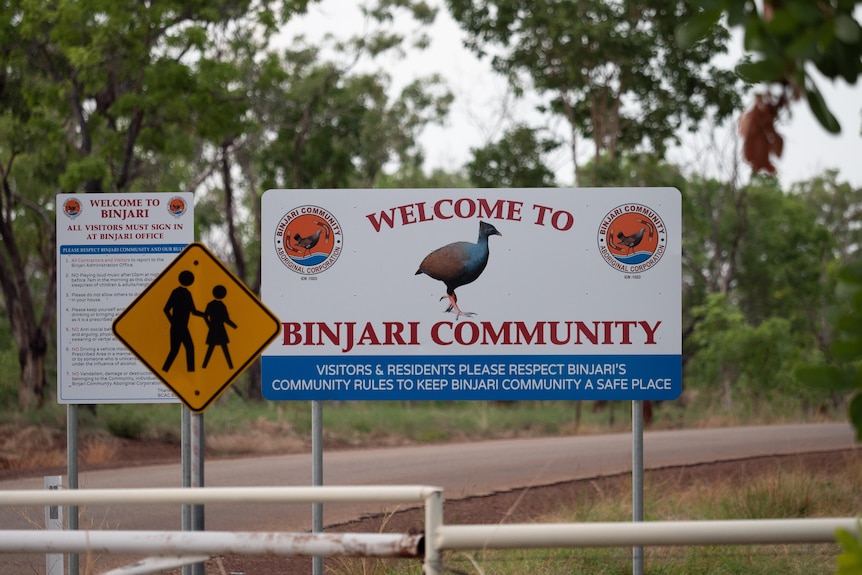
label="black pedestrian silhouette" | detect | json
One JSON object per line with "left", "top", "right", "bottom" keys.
{"left": 202, "top": 285, "right": 237, "bottom": 369}
{"left": 162, "top": 270, "right": 203, "bottom": 372}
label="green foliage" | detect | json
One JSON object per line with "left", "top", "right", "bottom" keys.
{"left": 247, "top": 41, "right": 452, "bottom": 193}
{"left": 578, "top": 153, "right": 689, "bottom": 189}
{"left": 678, "top": 0, "right": 862, "bottom": 133}
{"left": 0, "top": 0, "right": 316, "bottom": 409}
{"left": 447, "top": 0, "right": 742, "bottom": 171}
{"left": 733, "top": 178, "right": 833, "bottom": 329}
{"left": 103, "top": 405, "right": 149, "bottom": 440}
{"left": 796, "top": 260, "right": 862, "bottom": 440}
{"left": 2, "top": 0, "right": 454, "bottom": 406}
{"left": 376, "top": 167, "right": 471, "bottom": 189}
{"left": 678, "top": 172, "right": 853, "bottom": 418}
{"left": 467, "top": 125, "right": 559, "bottom": 187}
{"left": 836, "top": 521, "right": 862, "bottom": 575}
{"left": 687, "top": 293, "right": 813, "bottom": 410}
{"left": 791, "top": 171, "right": 862, "bottom": 263}
{"left": 92, "top": 404, "right": 182, "bottom": 442}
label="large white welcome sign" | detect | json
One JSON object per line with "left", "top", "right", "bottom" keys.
{"left": 261, "top": 188, "right": 680, "bottom": 401}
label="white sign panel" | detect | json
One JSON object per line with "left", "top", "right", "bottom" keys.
{"left": 261, "top": 188, "right": 681, "bottom": 401}
{"left": 56, "top": 192, "right": 194, "bottom": 403}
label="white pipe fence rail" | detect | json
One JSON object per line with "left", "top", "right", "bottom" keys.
{"left": 435, "top": 518, "right": 860, "bottom": 549}
{"left": 0, "top": 485, "right": 440, "bottom": 506}
{"left": 0, "top": 486, "right": 444, "bottom": 575}
{"left": 0, "top": 486, "right": 858, "bottom": 575}
{"left": 0, "top": 530, "right": 424, "bottom": 558}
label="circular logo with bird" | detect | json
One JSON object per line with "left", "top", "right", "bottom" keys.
{"left": 597, "top": 204, "right": 667, "bottom": 274}
{"left": 274, "top": 206, "right": 342, "bottom": 275}
{"left": 167, "top": 196, "right": 187, "bottom": 218}
{"left": 63, "top": 197, "right": 82, "bottom": 219}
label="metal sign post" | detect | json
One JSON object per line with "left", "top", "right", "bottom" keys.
{"left": 312, "top": 400, "right": 324, "bottom": 575}
{"left": 111, "top": 241, "right": 279, "bottom": 575}
{"left": 182, "top": 408, "right": 205, "bottom": 575}
{"left": 632, "top": 400, "right": 644, "bottom": 575}
{"left": 66, "top": 404, "right": 79, "bottom": 575}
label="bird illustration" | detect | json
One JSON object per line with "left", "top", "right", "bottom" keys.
{"left": 615, "top": 227, "right": 646, "bottom": 254}
{"left": 415, "top": 220, "right": 501, "bottom": 319}
{"left": 291, "top": 221, "right": 330, "bottom": 256}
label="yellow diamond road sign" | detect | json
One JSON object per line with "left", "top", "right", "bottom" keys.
{"left": 113, "top": 242, "right": 281, "bottom": 413}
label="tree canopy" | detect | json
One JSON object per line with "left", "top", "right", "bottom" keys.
{"left": 446, "top": 0, "right": 743, "bottom": 183}
{"left": 0, "top": 0, "right": 451, "bottom": 407}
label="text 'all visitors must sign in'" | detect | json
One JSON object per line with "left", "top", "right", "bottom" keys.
{"left": 260, "top": 187, "right": 682, "bottom": 402}
{"left": 56, "top": 192, "right": 194, "bottom": 404}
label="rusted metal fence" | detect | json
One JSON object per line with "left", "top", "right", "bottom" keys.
{"left": 0, "top": 486, "right": 443, "bottom": 575}
{"left": 0, "top": 486, "right": 857, "bottom": 575}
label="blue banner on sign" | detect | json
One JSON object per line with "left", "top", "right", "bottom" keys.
{"left": 60, "top": 244, "right": 186, "bottom": 255}
{"left": 262, "top": 355, "right": 681, "bottom": 401}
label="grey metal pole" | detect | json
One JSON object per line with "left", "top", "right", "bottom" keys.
{"left": 182, "top": 407, "right": 191, "bottom": 575}
{"left": 193, "top": 412, "right": 205, "bottom": 530}
{"left": 191, "top": 411, "right": 205, "bottom": 575}
{"left": 632, "top": 400, "right": 644, "bottom": 575}
{"left": 312, "top": 400, "right": 324, "bottom": 575}
{"left": 67, "top": 404, "right": 79, "bottom": 575}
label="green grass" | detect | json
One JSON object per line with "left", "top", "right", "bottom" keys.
{"left": 464, "top": 454, "right": 860, "bottom": 575}
{"left": 332, "top": 452, "right": 862, "bottom": 575}
{"left": 0, "top": 385, "right": 846, "bottom": 451}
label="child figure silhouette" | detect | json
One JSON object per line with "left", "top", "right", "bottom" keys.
{"left": 202, "top": 285, "right": 237, "bottom": 369}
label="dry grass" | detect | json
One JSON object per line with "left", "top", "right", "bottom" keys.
{"left": 0, "top": 425, "right": 120, "bottom": 470}
{"left": 0, "top": 418, "right": 306, "bottom": 474}
{"left": 80, "top": 434, "right": 120, "bottom": 465}
{"left": 0, "top": 425, "right": 64, "bottom": 470}
{"left": 205, "top": 418, "right": 307, "bottom": 456}
{"left": 456, "top": 452, "right": 862, "bottom": 575}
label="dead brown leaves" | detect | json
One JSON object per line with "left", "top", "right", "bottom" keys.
{"left": 738, "top": 92, "right": 785, "bottom": 175}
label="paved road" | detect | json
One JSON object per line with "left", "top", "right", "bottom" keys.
{"left": 1, "top": 423, "right": 856, "bottom": 534}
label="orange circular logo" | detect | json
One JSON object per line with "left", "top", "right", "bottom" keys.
{"left": 274, "top": 206, "right": 342, "bottom": 275}
{"left": 63, "top": 197, "right": 82, "bottom": 219}
{"left": 167, "top": 196, "right": 187, "bottom": 218}
{"left": 597, "top": 204, "right": 667, "bottom": 273}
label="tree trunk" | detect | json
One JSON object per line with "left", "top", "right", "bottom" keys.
{"left": 246, "top": 359, "right": 263, "bottom": 400}
{"left": 221, "top": 143, "right": 247, "bottom": 283}
{"left": 559, "top": 93, "right": 581, "bottom": 186}
{"left": 721, "top": 365, "right": 734, "bottom": 411}
{"left": 16, "top": 335, "right": 47, "bottom": 410}
{"left": 0, "top": 165, "right": 56, "bottom": 411}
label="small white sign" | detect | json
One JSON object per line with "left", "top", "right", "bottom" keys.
{"left": 261, "top": 187, "right": 681, "bottom": 401}
{"left": 56, "top": 192, "right": 194, "bottom": 404}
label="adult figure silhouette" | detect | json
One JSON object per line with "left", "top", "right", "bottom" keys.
{"left": 162, "top": 270, "right": 202, "bottom": 372}
{"left": 202, "top": 285, "right": 237, "bottom": 369}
